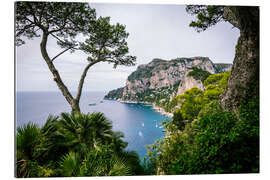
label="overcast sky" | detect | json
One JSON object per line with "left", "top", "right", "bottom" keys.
{"left": 16, "top": 3, "right": 240, "bottom": 92}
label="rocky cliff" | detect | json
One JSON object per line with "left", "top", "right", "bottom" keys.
{"left": 104, "top": 57, "right": 231, "bottom": 106}
{"left": 214, "top": 63, "right": 232, "bottom": 73}
{"left": 104, "top": 87, "right": 124, "bottom": 100}
{"left": 177, "top": 70, "right": 204, "bottom": 95}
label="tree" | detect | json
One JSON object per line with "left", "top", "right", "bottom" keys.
{"left": 15, "top": 2, "right": 136, "bottom": 112}
{"left": 57, "top": 112, "right": 114, "bottom": 154}
{"left": 186, "top": 5, "right": 259, "bottom": 112}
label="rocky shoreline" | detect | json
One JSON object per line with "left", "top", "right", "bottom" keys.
{"left": 152, "top": 104, "right": 173, "bottom": 118}
{"left": 117, "top": 99, "right": 173, "bottom": 118}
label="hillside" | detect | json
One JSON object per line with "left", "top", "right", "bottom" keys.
{"left": 104, "top": 57, "right": 232, "bottom": 114}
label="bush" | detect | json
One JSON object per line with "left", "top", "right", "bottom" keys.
{"left": 203, "top": 70, "right": 230, "bottom": 89}
{"left": 145, "top": 70, "right": 259, "bottom": 175}
{"left": 145, "top": 96, "right": 259, "bottom": 174}
{"left": 188, "top": 67, "right": 211, "bottom": 82}
{"left": 16, "top": 112, "right": 144, "bottom": 177}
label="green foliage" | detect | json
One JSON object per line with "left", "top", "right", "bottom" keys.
{"left": 128, "top": 66, "right": 154, "bottom": 82}
{"left": 204, "top": 70, "right": 231, "bottom": 89}
{"left": 16, "top": 112, "right": 144, "bottom": 177}
{"left": 144, "top": 71, "right": 259, "bottom": 174}
{"left": 186, "top": 5, "right": 224, "bottom": 32}
{"left": 188, "top": 67, "right": 211, "bottom": 82}
{"left": 15, "top": 2, "right": 96, "bottom": 46}
{"left": 79, "top": 16, "right": 136, "bottom": 68}
{"left": 155, "top": 71, "right": 230, "bottom": 115}
{"left": 104, "top": 87, "right": 124, "bottom": 100}
{"left": 17, "top": 123, "right": 41, "bottom": 160}
{"left": 172, "top": 109, "right": 185, "bottom": 130}
{"left": 214, "top": 63, "right": 232, "bottom": 73}
{"left": 80, "top": 145, "right": 132, "bottom": 176}
{"left": 123, "top": 82, "right": 180, "bottom": 110}
{"left": 178, "top": 87, "right": 203, "bottom": 120}
{"left": 203, "top": 85, "right": 223, "bottom": 102}
{"left": 16, "top": 2, "right": 136, "bottom": 112}
{"left": 59, "top": 151, "right": 82, "bottom": 177}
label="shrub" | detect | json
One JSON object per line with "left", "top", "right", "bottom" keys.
{"left": 188, "top": 67, "right": 211, "bottom": 82}
{"left": 16, "top": 112, "right": 144, "bottom": 177}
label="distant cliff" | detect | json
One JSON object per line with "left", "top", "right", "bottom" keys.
{"left": 104, "top": 57, "right": 231, "bottom": 107}
{"left": 214, "top": 63, "right": 232, "bottom": 73}
{"left": 104, "top": 87, "right": 124, "bottom": 100}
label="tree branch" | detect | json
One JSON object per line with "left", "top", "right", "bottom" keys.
{"left": 75, "top": 59, "right": 103, "bottom": 101}
{"left": 16, "top": 23, "right": 34, "bottom": 37}
{"left": 51, "top": 47, "right": 73, "bottom": 62}
{"left": 50, "top": 33, "right": 65, "bottom": 44}
{"left": 40, "top": 32, "right": 75, "bottom": 106}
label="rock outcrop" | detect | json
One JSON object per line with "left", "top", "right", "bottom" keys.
{"left": 177, "top": 70, "right": 204, "bottom": 95}
{"left": 214, "top": 63, "right": 233, "bottom": 73}
{"left": 120, "top": 57, "right": 216, "bottom": 101}
{"left": 104, "top": 87, "right": 124, "bottom": 100}
{"left": 104, "top": 57, "right": 232, "bottom": 112}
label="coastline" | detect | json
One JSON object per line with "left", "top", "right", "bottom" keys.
{"left": 152, "top": 104, "right": 173, "bottom": 118}
{"left": 117, "top": 99, "right": 173, "bottom": 118}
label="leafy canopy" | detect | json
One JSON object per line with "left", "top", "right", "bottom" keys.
{"left": 16, "top": 2, "right": 136, "bottom": 67}
{"left": 145, "top": 70, "right": 259, "bottom": 174}
{"left": 188, "top": 67, "right": 211, "bottom": 82}
{"left": 16, "top": 2, "right": 96, "bottom": 47}
{"left": 16, "top": 112, "right": 144, "bottom": 177}
{"left": 80, "top": 17, "right": 136, "bottom": 68}
{"left": 186, "top": 5, "right": 224, "bottom": 32}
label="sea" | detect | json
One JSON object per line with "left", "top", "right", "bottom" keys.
{"left": 16, "top": 91, "right": 170, "bottom": 159}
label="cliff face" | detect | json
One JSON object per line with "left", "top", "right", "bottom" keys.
{"left": 105, "top": 57, "right": 231, "bottom": 104}
{"left": 121, "top": 57, "right": 216, "bottom": 100}
{"left": 177, "top": 70, "right": 204, "bottom": 95}
{"left": 214, "top": 63, "right": 233, "bottom": 73}
{"left": 104, "top": 87, "right": 124, "bottom": 100}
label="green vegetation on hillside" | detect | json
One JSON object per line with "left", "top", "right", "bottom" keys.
{"left": 188, "top": 67, "right": 211, "bottom": 82}
{"left": 143, "top": 70, "right": 259, "bottom": 174}
{"left": 16, "top": 112, "right": 144, "bottom": 177}
{"left": 214, "top": 63, "right": 232, "bottom": 73}
{"left": 128, "top": 66, "right": 155, "bottom": 82}
{"left": 124, "top": 81, "right": 181, "bottom": 105}
{"left": 104, "top": 87, "right": 124, "bottom": 100}
{"left": 160, "top": 70, "right": 231, "bottom": 114}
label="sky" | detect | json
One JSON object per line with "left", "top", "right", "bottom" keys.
{"left": 16, "top": 3, "right": 240, "bottom": 92}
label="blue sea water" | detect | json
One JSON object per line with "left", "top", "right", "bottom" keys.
{"left": 16, "top": 91, "right": 170, "bottom": 159}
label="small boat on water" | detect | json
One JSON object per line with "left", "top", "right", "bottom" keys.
{"left": 88, "top": 103, "right": 97, "bottom": 106}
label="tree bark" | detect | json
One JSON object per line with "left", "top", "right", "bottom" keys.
{"left": 220, "top": 7, "right": 259, "bottom": 111}
{"left": 40, "top": 32, "right": 80, "bottom": 112}
{"left": 75, "top": 60, "right": 101, "bottom": 105}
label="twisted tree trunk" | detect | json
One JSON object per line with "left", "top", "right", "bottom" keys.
{"left": 40, "top": 32, "right": 80, "bottom": 113}
{"left": 220, "top": 6, "right": 259, "bottom": 111}
{"left": 40, "top": 31, "right": 102, "bottom": 113}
